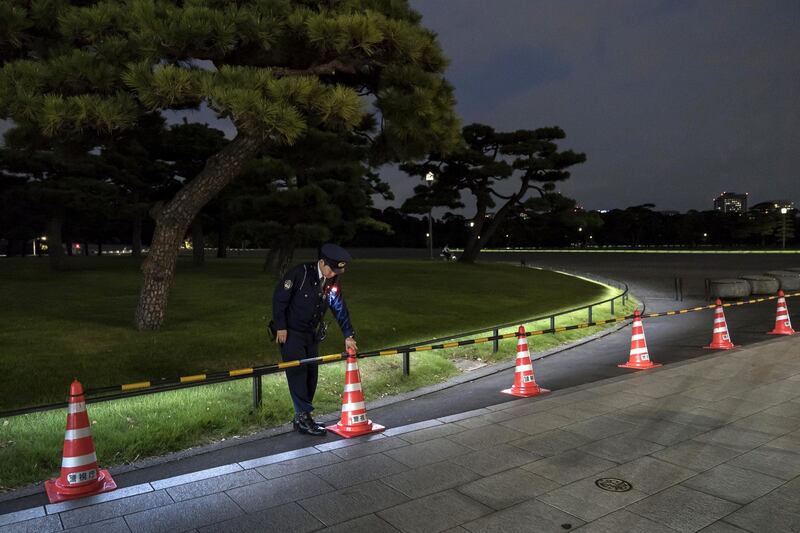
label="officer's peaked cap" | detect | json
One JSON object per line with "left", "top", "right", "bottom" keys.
{"left": 319, "top": 243, "right": 351, "bottom": 273}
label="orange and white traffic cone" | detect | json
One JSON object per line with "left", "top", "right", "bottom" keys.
{"left": 705, "top": 299, "right": 736, "bottom": 350}
{"left": 502, "top": 326, "right": 549, "bottom": 397}
{"left": 619, "top": 310, "right": 662, "bottom": 369}
{"left": 44, "top": 380, "right": 116, "bottom": 503}
{"left": 768, "top": 290, "right": 796, "bottom": 335}
{"left": 326, "top": 348, "right": 385, "bottom": 438}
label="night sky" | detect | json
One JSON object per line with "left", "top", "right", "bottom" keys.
{"left": 383, "top": 0, "right": 800, "bottom": 213}
{"left": 2, "top": 2, "right": 797, "bottom": 214}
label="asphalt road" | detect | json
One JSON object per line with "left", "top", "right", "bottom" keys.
{"left": 2, "top": 251, "right": 799, "bottom": 513}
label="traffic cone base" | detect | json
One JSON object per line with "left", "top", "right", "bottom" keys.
{"left": 618, "top": 361, "right": 662, "bottom": 370}
{"left": 768, "top": 291, "right": 796, "bottom": 335}
{"left": 619, "top": 310, "right": 662, "bottom": 370}
{"left": 45, "top": 380, "right": 116, "bottom": 503}
{"left": 768, "top": 327, "right": 795, "bottom": 336}
{"left": 501, "top": 384, "right": 551, "bottom": 398}
{"left": 327, "top": 420, "right": 385, "bottom": 438}
{"left": 501, "top": 326, "right": 549, "bottom": 398}
{"left": 44, "top": 469, "right": 116, "bottom": 504}
{"left": 705, "top": 299, "right": 736, "bottom": 350}
{"left": 703, "top": 337, "right": 737, "bottom": 350}
{"left": 326, "top": 350, "right": 385, "bottom": 439}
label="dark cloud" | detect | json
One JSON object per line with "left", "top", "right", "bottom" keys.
{"left": 381, "top": 0, "right": 800, "bottom": 212}
{"left": 4, "top": 2, "right": 796, "bottom": 214}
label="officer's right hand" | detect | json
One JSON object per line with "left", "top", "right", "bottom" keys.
{"left": 276, "top": 330, "right": 288, "bottom": 344}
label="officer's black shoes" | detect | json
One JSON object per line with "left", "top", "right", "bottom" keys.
{"left": 293, "top": 412, "right": 327, "bottom": 436}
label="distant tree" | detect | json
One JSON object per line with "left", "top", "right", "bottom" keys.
{"left": 742, "top": 203, "right": 797, "bottom": 247}
{"left": 0, "top": 126, "right": 117, "bottom": 269}
{"left": 0, "top": 167, "right": 39, "bottom": 256}
{"left": 401, "top": 124, "right": 585, "bottom": 262}
{"left": 1, "top": 1, "right": 459, "bottom": 329}
{"left": 229, "top": 126, "right": 393, "bottom": 276}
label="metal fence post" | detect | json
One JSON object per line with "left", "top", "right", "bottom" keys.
{"left": 492, "top": 328, "right": 499, "bottom": 353}
{"left": 402, "top": 351, "right": 410, "bottom": 375}
{"left": 588, "top": 305, "right": 593, "bottom": 323}
{"left": 252, "top": 375, "right": 262, "bottom": 409}
{"left": 550, "top": 315, "right": 555, "bottom": 331}
{"left": 610, "top": 298, "right": 615, "bottom": 315}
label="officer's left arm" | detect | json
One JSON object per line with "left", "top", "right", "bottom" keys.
{"left": 326, "top": 282, "right": 355, "bottom": 340}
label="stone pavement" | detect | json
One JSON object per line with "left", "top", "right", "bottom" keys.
{"left": 1, "top": 337, "right": 799, "bottom": 533}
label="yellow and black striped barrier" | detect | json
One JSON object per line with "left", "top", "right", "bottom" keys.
{"left": 92, "top": 290, "right": 800, "bottom": 398}
{"left": 3, "top": 290, "right": 796, "bottom": 419}
{"left": 640, "top": 291, "right": 800, "bottom": 318}
{"left": 86, "top": 316, "right": 634, "bottom": 397}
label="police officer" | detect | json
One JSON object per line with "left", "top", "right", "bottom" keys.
{"left": 272, "top": 243, "right": 357, "bottom": 436}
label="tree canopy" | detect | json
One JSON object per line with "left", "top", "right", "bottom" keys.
{"left": 401, "top": 123, "right": 586, "bottom": 262}
{"left": 0, "top": 0, "right": 460, "bottom": 329}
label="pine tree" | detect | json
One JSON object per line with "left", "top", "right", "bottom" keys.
{"left": 0, "top": 0, "right": 459, "bottom": 329}
{"left": 401, "top": 124, "right": 586, "bottom": 262}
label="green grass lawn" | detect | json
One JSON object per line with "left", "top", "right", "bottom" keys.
{"left": 0, "top": 255, "right": 630, "bottom": 490}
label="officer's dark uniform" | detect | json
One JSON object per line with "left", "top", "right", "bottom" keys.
{"left": 272, "top": 245, "right": 354, "bottom": 423}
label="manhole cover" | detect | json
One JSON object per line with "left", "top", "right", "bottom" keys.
{"left": 595, "top": 478, "right": 632, "bottom": 492}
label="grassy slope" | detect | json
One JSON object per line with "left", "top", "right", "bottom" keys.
{"left": 0, "top": 256, "right": 628, "bottom": 489}
{"left": 0, "top": 257, "right": 613, "bottom": 410}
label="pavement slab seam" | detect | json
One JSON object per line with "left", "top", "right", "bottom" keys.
{"left": 44, "top": 483, "right": 155, "bottom": 515}
{"left": 238, "top": 445, "right": 320, "bottom": 470}
{"left": 626, "top": 484, "right": 743, "bottom": 532}
{"left": 0, "top": 507, "right": 46, "bottom": 528}
{"left": 149, "top": 463, "right": 243, "bottom": 491}
{"left": 679, "top": 463, "right": 787, "bottom": 506}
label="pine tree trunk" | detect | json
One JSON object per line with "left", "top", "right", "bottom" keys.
{"left": 135, "top": 134, "right": 261, "bottom": 330}
{"left": 191, "top": 218, "right": 205, "bottom": 266}
{"left": 459, "top": 193, "right": 519, "bottom": 263}
{"left": 459, "top": 206, "right": 487, "bottom": 264}
{"left": 132, "top": 213, "right": 142, "bottom": 259}
{"left": 459, "top": 237, "right": 482, "bottom": 263}
{"left": 46, "top": 215, "right": 66, "bottom": 271}
{"left": 474, "top": 202, "right": 514, "bottom": 255}
{"left": 97, "top": 242, "right": 103, "bottom": 255}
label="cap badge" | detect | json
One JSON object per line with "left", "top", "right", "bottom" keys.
{"left": 338, "top": 262, "right": 346, "bottom": 268}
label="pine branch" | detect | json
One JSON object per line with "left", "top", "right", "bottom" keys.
{"left": 271, "top": 58, "right": 367, "bottom": 78}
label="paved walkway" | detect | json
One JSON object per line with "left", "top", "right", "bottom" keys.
{"left": 1, "top": 336, "right": 799, "bottom": 532}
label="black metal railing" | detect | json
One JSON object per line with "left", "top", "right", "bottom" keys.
{"left": 0, "top": 271, "right": 630, "bottom": 418}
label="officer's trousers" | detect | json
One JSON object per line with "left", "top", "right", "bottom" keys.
{"left": 280, "top": 329, "right": 320, "bottom": 414}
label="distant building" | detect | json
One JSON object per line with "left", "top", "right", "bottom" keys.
{"left": 713, "top": 192, "right": 748, "bottom": 213}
